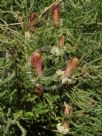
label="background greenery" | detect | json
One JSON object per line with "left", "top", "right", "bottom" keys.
{"left": 0, "top": 0, "right": 102, "bottom": 136}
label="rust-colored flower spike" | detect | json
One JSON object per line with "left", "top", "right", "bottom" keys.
{"left": 59, "top": 35, "right": 65, "bottom": 48}
{"left": 52, "top": 4, "right": 60, "bottom": 26}
{"left": 64, "top": 57, "right": 79, "bottom": 77}
{"left": 35, "top": 84, "right": 44, "bottom": 96}
{"left": 31, "top": 52, "right": 44, "bottom": 76}
{"left": 64, "top": 102, "right": 73, "bottom": 115}
{"left": 28, "top": 13, "right": 38, "bottom": 31}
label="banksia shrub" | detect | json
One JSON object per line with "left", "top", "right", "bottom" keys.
{"left": 0, "top": 0, "right": 102, "bottom": 136}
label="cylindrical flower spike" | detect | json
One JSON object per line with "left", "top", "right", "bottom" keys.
{"left": 31, "top": 52, "right": 44, "bottom": 76}
{"left": 64, "top": 58, "right": 79, "bottom": 77}
{"left": 52, "top": 4, "right": 60, "bottom": 26}
{"left": 28, "top": 13, "right": 38, "bottom": 31}
{"left": 35, "top": 84, "right": 44, "bottom": 96}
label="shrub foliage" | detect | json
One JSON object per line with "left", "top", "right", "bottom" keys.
{"left": 0, "top": 0, "right": 102, "bottom": 136}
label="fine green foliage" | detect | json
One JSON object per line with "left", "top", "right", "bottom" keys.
{"left": 0, "top": 0, "right": 102, "bottom": 136}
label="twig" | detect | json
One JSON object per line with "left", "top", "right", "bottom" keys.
{"left": 0, "top": 22, "right": 24, "bottom": 27}
{"left": 16, "top": 121, "right": 27, "bottom": 136}
{"left": 3, "top": 119, "right": 12, "bottom": 136}
{"left": 40, "top": 126, "right": 59, "bottom": 133}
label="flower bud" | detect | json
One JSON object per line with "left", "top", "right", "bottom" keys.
{"left": 56, "top": 69, "right": 64, "bottom": 76}
{"left": 64, "top": 102, "right": 73, "bottom": 115}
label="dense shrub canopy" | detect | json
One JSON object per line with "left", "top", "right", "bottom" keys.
{"left": 0, "top": 0, "right": 102, "bottom": 136}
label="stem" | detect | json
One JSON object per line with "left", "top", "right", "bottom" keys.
{"left": 16, "top": 121, "right": 27, "bottom": 136}
{"left": 0, "top": 22, "right": 24, "bottom": 27}
{"left": 15, "top": 65, "right": 20, "bottom": 94}
{"left": 3, "top": 119, "right": 12, "bottom": 136}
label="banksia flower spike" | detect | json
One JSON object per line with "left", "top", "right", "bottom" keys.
{"left": 64, "top": 57, "right": 79, "bottom": 77}
{"left": 52, "top": 4, "right": 60, "bottom": 26}
{"left": 28, "top": 13, "right": 38, "bottom": 31}
{"left": 31, "top": 52, "right": 44, "bottom": 76}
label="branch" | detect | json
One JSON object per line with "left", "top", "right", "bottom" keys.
{"left": 1, "top": 22, "right": 24, "bottom": 26}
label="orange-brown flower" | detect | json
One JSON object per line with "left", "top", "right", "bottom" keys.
{"left": 64, "top": 58, "right": 79, "bottom": 77}
{"left": 28, "top": 13, "right": 38, "bottom": 31}
{"left": 31, "top": 52, "right": 44, "bottom": 76}
{"left": 52, "top": 4, "right": 60, "bottom": 25}
{"left": 59, "top": 35, "right": 65, "bottom": 48}
{"left": 35, "top": 84, "right": 44, "bottom": 96}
